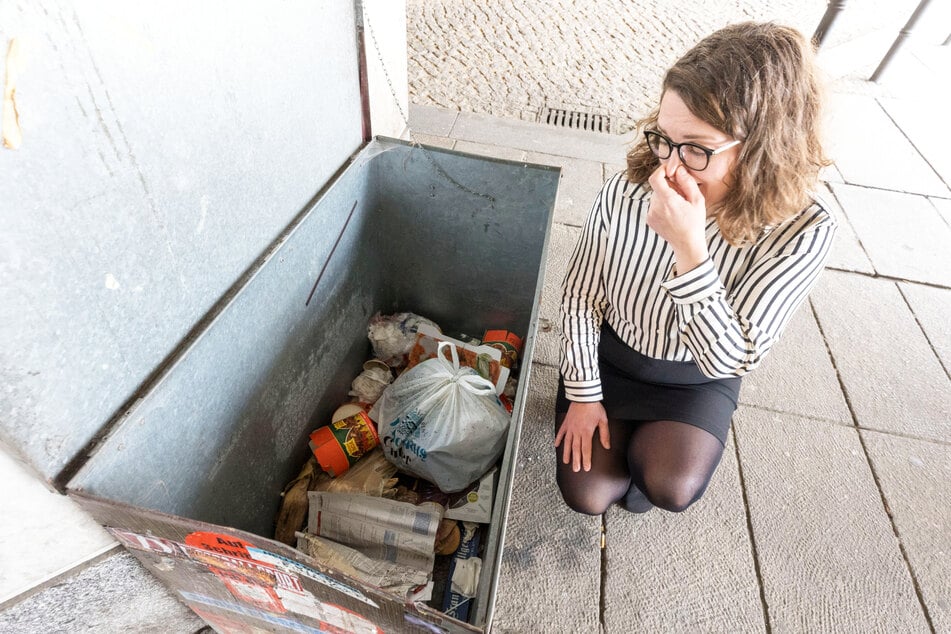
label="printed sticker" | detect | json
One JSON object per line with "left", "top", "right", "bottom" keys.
{"left": 107, "top": 527, "right": 380, "bottom": 625}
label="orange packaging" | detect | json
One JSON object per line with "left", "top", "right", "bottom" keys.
{"left": 406, "top": 324, "right": 508, "bottom": 394}
{"left": 309, "top": 412, "right": 380, "bottom": 478}
{"left": 482, "top": 329, "right": 522, "bottom": 369}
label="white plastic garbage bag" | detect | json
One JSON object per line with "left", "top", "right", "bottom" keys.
{"left": 369, "top": 342, "right": 510, "bottom": 492}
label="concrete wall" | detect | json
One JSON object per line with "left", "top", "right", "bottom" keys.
{"left": 363, "top": 0, "right": 410, "bottom": 139}
{"left": 0, "top": 0, "right": 408, "bottom": 623}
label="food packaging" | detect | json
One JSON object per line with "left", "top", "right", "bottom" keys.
{"left": 445, "top": 467, "right": 497, "bottom": 524}
{"left": 309, "top": 412, "right": 380, "bottom": 477}
{"left": 481, "top": 329, "right": 522, "bottom": 369}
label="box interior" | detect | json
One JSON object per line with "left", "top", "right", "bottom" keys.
{"left": 67, "top": 138, "right": 559, "bottom": 625}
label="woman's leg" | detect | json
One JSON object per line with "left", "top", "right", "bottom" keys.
{"left": 554, "top": 413, "right": 635, "bottom": 515}
{"left": 625, "top": 420, "right": 726, "bottom": 513}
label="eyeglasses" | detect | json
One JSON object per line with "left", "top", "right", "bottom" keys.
{"left": 644, "top": 130, "right": 741, "bottom": 171}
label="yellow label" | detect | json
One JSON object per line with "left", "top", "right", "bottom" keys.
{"left": 467, "top": 492, "right": 478, "bottom": 503}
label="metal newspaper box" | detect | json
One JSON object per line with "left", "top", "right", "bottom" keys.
{"left": 66, "top": 137, "right": 559, "bottom": 632}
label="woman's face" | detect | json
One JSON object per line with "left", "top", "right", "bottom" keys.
{"left": 655, "top": 89, "right": 740, "bottom": 212}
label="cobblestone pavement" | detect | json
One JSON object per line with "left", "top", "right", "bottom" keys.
{"left": 407, "top": 0, "right": 948, "bottom": 133}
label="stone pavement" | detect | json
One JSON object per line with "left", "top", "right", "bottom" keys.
{"left": 407, "top": 0, "right": 951, "bottom": 133}
{"left": 3, "top": 3, "right": 949, "bottom": 632}
{"left": 406, "top": 23, "right": 951, "bottom": 633}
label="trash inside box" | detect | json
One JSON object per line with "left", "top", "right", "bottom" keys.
{"left": 66, "top": 138, "right": 558, "bottom": 633}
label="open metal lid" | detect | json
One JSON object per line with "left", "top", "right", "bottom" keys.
{"left": 1, "top": 2, "right": 366, "bottom": 483}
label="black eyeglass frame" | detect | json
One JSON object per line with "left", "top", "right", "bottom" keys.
{"left": 643, "top": 130, "right": 741, "bottom": 172}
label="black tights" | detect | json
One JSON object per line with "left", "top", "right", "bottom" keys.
{"left": 554, "top": 414, "right": 725, "bottom": 515}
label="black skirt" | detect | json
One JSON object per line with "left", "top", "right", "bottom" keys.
{"left": 556, "top": 324, "right": 741, "bottom": 445}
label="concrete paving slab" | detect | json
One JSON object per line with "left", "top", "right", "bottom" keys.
{"left": 524, "top": 151, "right": 604, "bottom": 228}
{"left": 493, "top": 364, "right": 601, "bottom": 633}
{"left": 733, "top": 410, "right": 930, "bottom": 633}
{"left": 0, "top": 551, "right": 203, "bottom": 633}
{"left": 411, "top": 132, "right": 455, "bottom": 150}
{"left": 453, "top": 140, "right": 526, "bottom": 162}
{"left": 810, "top": 271, "right": 951, "bottom": 442}
{"left": 0, "top": 447, "right": 116, "bottom": 606}
{"left": 825, "top": 94, "right": 949, "bottom": 197}
{"left": 931, "top": 196, "right": 951, "bottom": 227}
{"left": 824, "top": 212, "right": 876, "bottom": 275}
{"left": 739, "top": 304, "right": 852, "bottom": 423}
{"left": 820, "top": 163, "right": 845, "bottom": 184}
{"left": 534, "top": 223, "right": 581, "bottom": 369}
{"left": 879, "top": 95, "right": 951, "bottom": 190}
{"left": 603, "top": 431, "right": 765, "bottom": 633}
{"left": 862, "top": 429, "right": 951, "bottom": 634}
{"left": 819, "top": 183, "right": 875, "bottom": 274}
{"left": 451, "top": 110, "right": 633, "bottom": 165}
{"left": 829, "top": 182, "right": 951, "bottom": 287}
{"left": 898, "top": 282, "right": 951, "bottom": 374}
{"left": 408, "top": 102, "right": 458, "bottom": 136}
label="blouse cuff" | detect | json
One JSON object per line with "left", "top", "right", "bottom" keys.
{"left": 661, "top": 257, "right": 721, "bottom": 304}
{"left": 563, "top": 379, "right": 603, "bottom": 402}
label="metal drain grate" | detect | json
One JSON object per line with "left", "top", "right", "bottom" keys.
{"left": 539, "top": 107, "right": 612, "bottom": 133}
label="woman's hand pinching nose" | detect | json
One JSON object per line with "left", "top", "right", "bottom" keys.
{"left": 647, "top": 163, "right": 708, "bottom": 259}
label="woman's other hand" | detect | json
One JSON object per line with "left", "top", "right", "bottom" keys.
{"left": 554, "top": 401, "right": 610, "bottom": 472}
{"left": 647, "top": 164, "right": 709, "bottom": 273}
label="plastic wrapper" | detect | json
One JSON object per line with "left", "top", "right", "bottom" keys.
{"left": 367, "top": 312, "right": 440, "bottom": 368}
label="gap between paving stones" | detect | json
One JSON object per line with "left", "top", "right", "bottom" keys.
{"left": 823, "top": 186, "right": 878, "bottom": 273}
{"left": 829, "top": 180, "right": 951, "bottom": 200}
{"left": 877, "top": 97, "right": 951, "bottom": 194}
{"left": 896, "top": 284, "right": 951, "bottom": 381}
{"left": 825, "top": 267, "right": 951, "bottom": 291}
{"left": 591, "top": 434, "right": 768, "bottom": 632}
{"left": 808, "top": 298, "right": 938, "bottom": 632}
{"left": 0, "top": 544, "right": 122, "bottom": 612}
{"left": 739, "top": 403, "right": 951, "bottom": 447}
{"left": 599, "top": 515, "right": 607, "bottom": 633}
{"left": 731, "top": 426, "right": 774, "bottom": 634}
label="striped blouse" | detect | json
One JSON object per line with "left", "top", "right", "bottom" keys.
{"left": 560, "top": 171, "right": 838, "bottom": 403}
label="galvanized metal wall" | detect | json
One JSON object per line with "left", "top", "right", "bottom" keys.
{"left": 68, "top": 139, "right": 559, "bottom": 541}
{"left": 0, "top": 1, "right": 366, "bottom": 482}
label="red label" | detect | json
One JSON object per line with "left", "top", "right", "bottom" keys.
{"left": 185, "top": 531, "right": 255, "bottom": 561}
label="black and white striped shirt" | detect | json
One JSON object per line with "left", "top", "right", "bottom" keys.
{"left": 561, "top": 171, "right": 837, "bottom": 403}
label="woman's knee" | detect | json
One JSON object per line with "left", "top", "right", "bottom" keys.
{"left": 560, "top": 492, "right": 612, "bottom": 516}
{"left": 555, "top": 474, "right": 616, "bottom": 515}
{"left": 627, "top": 419, "right": 724, "bottom": 513}
{"left": 640, "top": 473, "right": 710, "bottom": 513}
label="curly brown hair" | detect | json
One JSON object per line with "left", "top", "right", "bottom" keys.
{"left": 627, "top": 22, "right": 831, "bottom": 246}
